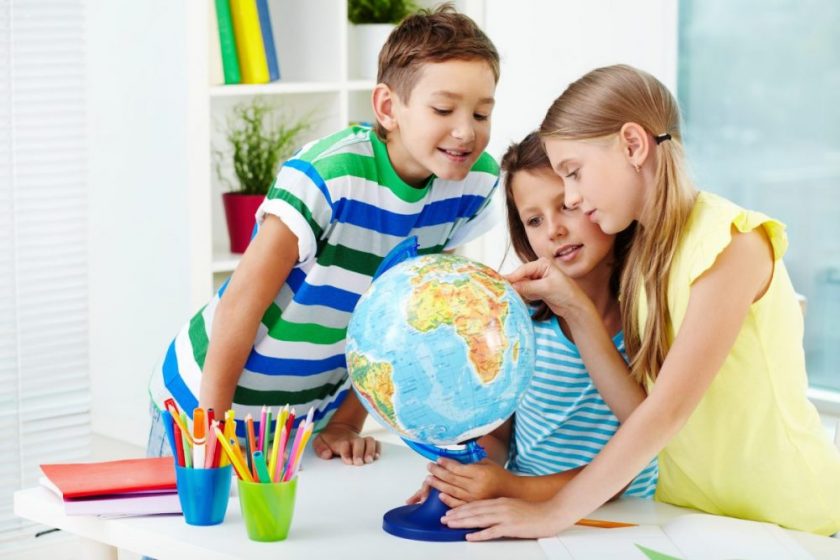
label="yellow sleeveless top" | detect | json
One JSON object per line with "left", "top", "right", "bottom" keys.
{"left": 640, "top": 191, "right": 840, "bottom": 535}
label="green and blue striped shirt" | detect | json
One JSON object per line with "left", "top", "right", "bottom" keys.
{"left": 149, "top": 126, "right": 500, "bottom": 436}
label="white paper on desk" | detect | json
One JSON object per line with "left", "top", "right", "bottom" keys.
{"left": 540, "top": 526, "right": 683, "bottom": 560}
{"left": 539, "top": 514, "right": 814, "bottom": 560}
{"left": 39, "top": 476, "right": 182, "bottom": 517}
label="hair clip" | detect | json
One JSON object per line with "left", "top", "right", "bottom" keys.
{"left": 654, "top": 133, "right": 672, "bottom": 144}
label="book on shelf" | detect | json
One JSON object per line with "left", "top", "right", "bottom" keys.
{"left": 40, "top": 456, "right": 176, "bottom": 499}
{"left": 208, "top": 0, "right": 225, "bottom": 85}
{"left": 40, "top": 476, "right": 181, "bottom": 517}
{"left": 255, "top": 0, "right": 280, "bottom": 81}
{"left": 538, "top": 513, "right": 813, "bottom": 560}
{"left": 229, "top": 0, "right": 269, "bottom": 84}
{"left": 214, "top": 0, "right": 241, "bottom": 84}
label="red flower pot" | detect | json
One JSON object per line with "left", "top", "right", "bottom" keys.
{"left": 222, "top": 193, "right": 265, "bottom": 254}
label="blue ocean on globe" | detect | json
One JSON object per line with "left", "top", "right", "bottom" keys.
{"left": 346, "top": 252, "right": 535, "bottom": 446}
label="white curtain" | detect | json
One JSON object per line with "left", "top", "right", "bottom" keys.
{"left": 0, "top": 0, "right": 90, "bottom": 545}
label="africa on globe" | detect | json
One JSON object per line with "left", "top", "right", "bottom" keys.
{"left": 345, "top": 252, "right": 535, "bottom": 447}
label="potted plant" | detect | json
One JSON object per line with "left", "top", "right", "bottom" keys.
{"left": 348, "top": 0, "right": 417, "bottom": 79}
{"left": 215, "top": 98, "right": 310, "bottom": 253}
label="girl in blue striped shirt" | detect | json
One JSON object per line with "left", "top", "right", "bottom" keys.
{"left": 413, "top": 132, "right": 657, "bottom": 506}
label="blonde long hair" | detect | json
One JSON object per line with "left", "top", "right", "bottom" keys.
{"left": 539, "top": 65, "right": 697, "bottom": 383}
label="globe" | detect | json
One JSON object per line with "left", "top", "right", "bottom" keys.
{"left": 346, "top": 243, "right": 535, "bottom": 451}
{"left": 345, "top": 241, "right": 535, "bottom": 541}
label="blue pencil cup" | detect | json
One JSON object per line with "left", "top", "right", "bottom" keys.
{"left": 175, "top": 464, "right": 232, "bottom": 526}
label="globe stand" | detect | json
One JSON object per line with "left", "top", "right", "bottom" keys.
{"left": 383, "top": 488, "right": 472, "bottom": 541}
{"left": 381, "top": 438, "right": 487, "bottom": 541}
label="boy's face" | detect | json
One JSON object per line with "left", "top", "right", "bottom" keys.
{"left": 383, "top": 59, "right": 496, "bottom": 186}
{"left": 512, "top": 167, "right": 616, "bottom": 282}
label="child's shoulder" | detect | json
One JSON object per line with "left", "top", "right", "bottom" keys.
{"left": 294, "top": 125, "right": 374, "bottom": 164}
{"left": 470, "top": 151, "right": 500, "bottom": 177}
{"left": 680, "top": 191, "right": 788, "bottom": 278}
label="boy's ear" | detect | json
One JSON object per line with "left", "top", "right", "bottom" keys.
{"left": 619, "top": 122, "right": 651, "bottom": 170}
{"left": 372, "top": 83, "right": 399, "bottom": 133}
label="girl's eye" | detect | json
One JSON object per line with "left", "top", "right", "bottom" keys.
{"left": 565, "top": 169, "right": 579, "bottom": 180}
{"left": 433, "top": 108, "right": 452, "bottom": 116}
{"left": 525, "top": 216, "right": 541, "bottom": 227}
{"left": 473, "top": 113, "right": 489, "bottom": 121}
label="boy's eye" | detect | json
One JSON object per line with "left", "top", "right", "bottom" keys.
{"left": 432, "top": 108, "right": 452, "bottom": 116}
{"left": 565, "top": 169, "right": 580, "bottom": 180}
{"left": 473, "top": 113, "right": 489, "bottom": 121}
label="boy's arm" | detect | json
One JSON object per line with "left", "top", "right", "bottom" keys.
{"left": 199, "top": 214, "right": 299, "bottom": 412}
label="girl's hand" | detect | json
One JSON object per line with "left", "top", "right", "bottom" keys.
{"left": 406, "top": 479, "right": 432, "bottom": 505}
{"left": 441, "top": 497, "right": 571, "bottom": 541}
{"left": 425, "top": 458, "right": 514, "bottom": 505}
{"left": 504, "top": 258, "right": 586, "bottom": 317}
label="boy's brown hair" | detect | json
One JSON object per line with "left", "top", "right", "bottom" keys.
{"left": 375, "top": 3, "right": 500, "bottom": 140}
{"left": 501, "top": 132, "right": 635, "bottom": 322}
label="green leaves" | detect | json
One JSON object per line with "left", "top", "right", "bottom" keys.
{"left": 215, "top": 99, "right": 310, "bottom": 196}
{"left": 348, "top": 0, "right": 417, "bottom": 24}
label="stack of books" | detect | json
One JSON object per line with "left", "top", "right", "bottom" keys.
{"left": 211, "top": 0, "right": 281, "bottom": 85}
{"left": 39, "top": 457, "right": 181, "bottom": 517}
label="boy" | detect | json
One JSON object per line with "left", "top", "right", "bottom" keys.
{"left": 147, "top": 5, "right": 501, "bottom": 466}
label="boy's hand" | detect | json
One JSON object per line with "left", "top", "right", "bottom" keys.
{"left": 312, "top": 422, "right": 381, "bottom": 466}
{"left": 425, "top": 457, "right": 515, "bottom": 505}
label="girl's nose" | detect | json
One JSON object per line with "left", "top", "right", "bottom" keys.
{"left": 564, "top": 186, "right": 583, "bottom": 210}
{"left": 549, "top": 219, "right": 567, "bottom": 240}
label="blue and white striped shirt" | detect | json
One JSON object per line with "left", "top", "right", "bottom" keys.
{"left": 509, "top": 317, "right": 658, "bottom": 498}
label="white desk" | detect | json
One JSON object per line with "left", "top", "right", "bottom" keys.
{"left": 14, "top": 443, "right": 840, "bottom": 559}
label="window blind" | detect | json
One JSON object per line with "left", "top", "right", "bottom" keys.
{"left": 0, "top": 0, "right": 90, "bottom": 545}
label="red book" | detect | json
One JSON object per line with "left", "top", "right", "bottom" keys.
{"left": 40, "top": 457, "right": 176, "bottom": 499}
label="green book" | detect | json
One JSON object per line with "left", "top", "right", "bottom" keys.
{"left": 215, "top": 0, "right": 241, "bottom": 84}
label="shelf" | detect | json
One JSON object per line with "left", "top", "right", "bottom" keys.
{"left": 211, "top": 251, "right": 241, "bottom": 274}
{"left": 210, "top": 81, "right": 347, "bottom": 98}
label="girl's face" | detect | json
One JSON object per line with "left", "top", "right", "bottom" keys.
{"left": 542, "top": 135, "right": 645, "bottom": 234}
{"left": 512, "top": 167, "right": 616, "bottom": 281}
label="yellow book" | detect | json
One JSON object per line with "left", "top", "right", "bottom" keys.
{"left": 229, "top": 0, "right": 269, "bottom": 84}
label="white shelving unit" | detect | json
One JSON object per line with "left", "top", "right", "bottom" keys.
{"left": 185, "top": 1, "right": 483, "bottom": 308}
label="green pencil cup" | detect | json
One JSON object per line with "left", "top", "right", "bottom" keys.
{"left": 237, "top": 476, "right": 298, "bottom": 542}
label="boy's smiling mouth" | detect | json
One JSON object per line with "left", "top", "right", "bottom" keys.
{"left": 438, "top": 147, "right": 472, "bottom": 162}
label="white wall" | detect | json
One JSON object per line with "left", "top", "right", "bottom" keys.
{"left": 462, "top": 0, "right": 678, "bottom": 270}
{"left": 87, "top": 0, "right": 195, "bottom": 446}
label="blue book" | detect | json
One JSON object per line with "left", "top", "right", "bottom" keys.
{"left": 256, "top": 0, "right": 280, "bottom": 81}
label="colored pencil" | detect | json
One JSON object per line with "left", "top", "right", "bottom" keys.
{"left": 576, "top": 518, "right": 637, "bottom": 529}
{"left": 213, "top": 427, "right": 252, "bottom": 481}
{"left": 258, "top": 405, "right": 267, "bottom": 452}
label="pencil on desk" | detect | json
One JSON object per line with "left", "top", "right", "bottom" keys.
{"left": 575, "top": 518, "right": 637, "bottom": 529}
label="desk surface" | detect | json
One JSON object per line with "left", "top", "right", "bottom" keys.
{"left": 14, "top": 443, "right": 840, "bottom": 560}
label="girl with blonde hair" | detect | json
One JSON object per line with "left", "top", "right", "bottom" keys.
{"left": 442, "top": 64, "right": 840, "bottom": 539}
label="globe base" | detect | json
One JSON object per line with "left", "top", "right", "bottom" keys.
{"left": 382, "top": 488, "right": 472, "bottom": 541}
